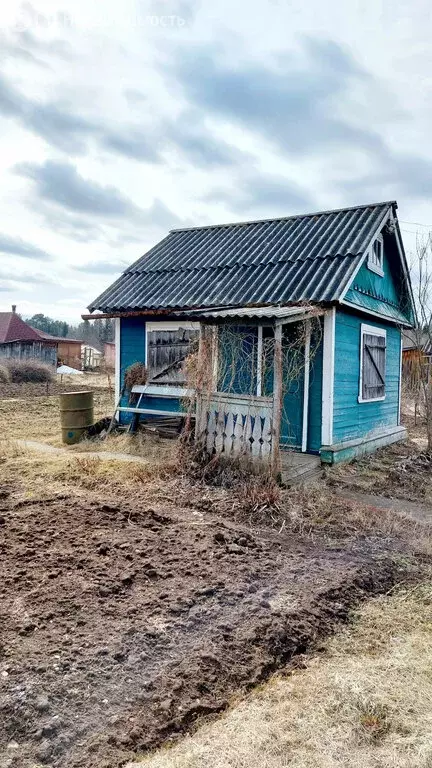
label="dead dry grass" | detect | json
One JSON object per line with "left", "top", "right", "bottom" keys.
{"left": 56, "top": 371, "right": 114, "bottom": 390}
{"left": 131, "top": 583, "right": 432, "bottom": 768}
{"left": 0, "top": 389, "right": 113, "bottom": 444}
{"left": 329, "top": 438, "right": 432, "bottom": 505}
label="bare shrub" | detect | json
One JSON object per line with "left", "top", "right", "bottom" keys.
{"left": 124, "top": 362, "right": 147, "bottom": 390}
{"left": 5, "top": 359, "right": 54, "bottom": 383}
{"left": 0, "top": 364, "right": 10, "bottom": 384}
{"left": 240, "top": 473, "right": 281, "bottom": 516}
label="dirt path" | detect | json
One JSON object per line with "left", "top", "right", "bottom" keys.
{"left": 336, "top": 488, "right": 432, "bottom": 524}
{"left": 0, "top": 484, "right": 407, "bottom": 768}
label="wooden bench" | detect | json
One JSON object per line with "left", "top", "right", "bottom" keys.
{"left": 119, "top": 384, "right": 194, "bottom": 433}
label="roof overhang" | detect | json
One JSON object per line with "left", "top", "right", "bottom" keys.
{"left": 180, "top": 304, "right": 322, "bottom": 322}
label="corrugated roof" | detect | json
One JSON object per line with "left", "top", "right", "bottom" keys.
{"left": 89, "top": 201, "right": 395, "bottom": 313}
{"left": 184, "top": 305, "right": 316, "bottom": 320}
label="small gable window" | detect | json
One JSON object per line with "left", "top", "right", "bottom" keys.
{"left": 368, "top": 234, "right": 384, "bottom": 275}
{"left": 359, "top": 324, "right": 386, "bottom": 402}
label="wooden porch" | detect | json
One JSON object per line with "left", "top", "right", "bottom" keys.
{"left": 280, "top": 450, "right": 322, "bottom": 486}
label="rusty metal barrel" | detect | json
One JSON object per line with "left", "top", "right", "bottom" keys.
{"left": 60, "top": 391, "right": 94, "bottom": 444}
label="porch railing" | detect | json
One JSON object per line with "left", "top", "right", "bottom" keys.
{"left": 196, "top": 391, "right": 273, "bottom": 460}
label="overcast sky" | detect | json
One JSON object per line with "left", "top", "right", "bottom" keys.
{"left": 0, "top": 0, "right": 431, "bottom": 322}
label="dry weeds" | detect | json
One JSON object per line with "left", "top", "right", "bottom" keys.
{"left": 131, "top": 583, "right": 432, "bottom": 768}
{"left": 0, "top": 390, "right": 113, "bottom": 444}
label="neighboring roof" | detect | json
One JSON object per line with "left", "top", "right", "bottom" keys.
{"left": 30, "top": 327, "right": 82, "bottom": 344}
{"left": 89, "top": 201, "right": 396, "bottom": 313}
{"left": 402, "top": 329, "right": 432, "bottom": 355}
{"left": 0, "top": 312, "right": 47, "bottom": 344}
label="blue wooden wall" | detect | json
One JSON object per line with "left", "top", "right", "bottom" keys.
{"left": 333, "top": 310, "right": 401, "bottom": 443}
{"left": 119, "top": 317, "right": 183, "bottom": 423}
{"left": 344, "top": 243, "right": 414, "bottom": 325}
{"left": 119, "top": 317, "right": 146, "bottom": 422}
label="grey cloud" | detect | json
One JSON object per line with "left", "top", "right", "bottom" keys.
{"left": 339, "top": 152, "right": 432, "bottom": 203}
{"left": 0, "top": 268, "right": 55, "bottom": 285}
{"left": 0, "top": 233, "right": 52, "bottom": 261}
{"left": 235, "top": 174, "right": 314, "bottom": 214}
{"left": 165, "top": 38, "right": 387, "bottom": 159}
{"left": 164, "top": 115, "right": 247, "bottom": 167}
{"left": 14, "top": 159, "right": 182, "bottom": 242}
{"left": 33, "top": 204, "right": 106, "bottom": 243}
{"left": 206, "top": 168, "right": 314, "bottom": 215}
{"left": 17, "top": 29, "right": 74, "bottom": 61}
{"left": 0, "top": 35, "right": 49, "bottom": 68}
{"left": 75, "top": 260, "right": 129, "bottom": 274}
{"left": 0, "top": 71, "right": 99, "bottom": 153}
{"left": 27, "top": 102, "right": 99, "bottom": 154}
{"left": 124, "top": 88, "right": 147, "bottom": 105}
{"left": 142, "top": 198, "right": 182, "bottom": 230}
{"left": 0, "top": 28, "right": 74, "bottom": 68}
{"left": 101, "top": 128, "right": 161, "bottom": 162}
{"left": 15, "top": 160, "right": 142, "bottom": 219}
{"left": 0, "top": 70, "right": 160, "bottom": 162}
{"left": 0, "top": 50, "right": 247, "bottom": 172}
{"left": 0, "top": 72, "right": 26, "bottom": 117}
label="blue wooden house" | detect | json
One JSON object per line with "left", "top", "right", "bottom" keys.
{"left": 88, "top": 201, "right": 415, "bottom": 474}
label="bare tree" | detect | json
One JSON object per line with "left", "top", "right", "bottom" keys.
{"left": 407, "top": 235, "right": 432, "bottom": 449}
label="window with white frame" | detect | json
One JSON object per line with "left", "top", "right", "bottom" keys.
{"left": 368, "top": 234, "right": 384, "bottom": 275}
{"left": 146, "top": 322, "right": 199, "bottom": 384}
{"left": 359, "top": 324, "right": 386, "bottom": 402}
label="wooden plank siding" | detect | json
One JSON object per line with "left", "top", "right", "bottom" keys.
{"left": 0, "top": 341, "right": 57, "bottom": 366}
{"left": 344, "top": 239, "right": 413, "bottom": 325}
{"left": 333, "top": 310, "right": 401, "bottom": 443}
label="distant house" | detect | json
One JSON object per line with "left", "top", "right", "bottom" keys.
{"left": 88, "top": 201, "right": 415, "bottom": 469}
{"left": 104, "top": 341, "right": 115, "bottom": 368}
{"left": 402, "top": 330, "right": 432, "bottom": 364}
{"left": 82, "top": 344, "right": 103, "bottom": 370}
{"left": 0, "top": 307, "right": 58, "bottom": 366}
{"left": 402, "top": 329, "right": 432, "bottom": 386}
{"left": 34, "top": 328, "right": 83, "bottom": 370}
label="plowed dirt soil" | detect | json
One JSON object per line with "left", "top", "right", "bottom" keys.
{"left": 0, "top": 482, "right": 408, "bottom": 768}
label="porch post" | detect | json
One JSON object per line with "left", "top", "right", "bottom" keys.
{"left": 271, "top": 322, "right": 283, "bottom": 474}
{"left": 301, "top": 319, "right": 311, "bottom": 452}
{"left": 256, "top": 325, "right": 263, "bottom": 396}
{"left": 195, "top": 322, "right": 206, "bottom": 439}
{"left": 114, "top": 317, "right": 121, "bottom": 419}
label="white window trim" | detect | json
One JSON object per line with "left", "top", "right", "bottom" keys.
{"left": 114, "top": 317, "right": 121, "bottom": 417}
{"left": 321, "top": 308, "right": 335, "bottom": 445}
{"left": 358, "top": 323, "right": 387, "bottom": 403}
{"left": 145, "top": 320, "right": 200, "bottom": 367}
{"left": 367, "top": 234, "right": 384, "bottom": 276}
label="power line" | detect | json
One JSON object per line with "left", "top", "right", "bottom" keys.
{"left": 400, "top": 220, "right": 432, "bottom": 229}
